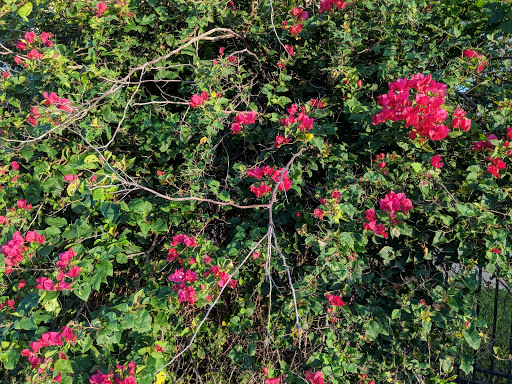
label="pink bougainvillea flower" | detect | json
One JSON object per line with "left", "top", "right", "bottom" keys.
{"left": 16, "top": 41, "right": 27, "bottom": 50}
{"left": 363, "top": 209, "right": 389, "bottom": 238}
{"left": 265, "top": 378, "right": 281, "bottom": 384}
{"left": 27, "top": 49, "right": 44, "bottom": 60}
{"left": 40, "top": 32, "right": 53, "bottom": 47}
{"left": 190, "top": 94, "right": 204, "bottom": 108}
{"left": 43, "top": 91, "right": 62, "bottom": 106}
{"left": 183, "top": 269, "right": 197, "bottom": 283}
{"left": 189, "top": 91, "right": 209, "bottom": 108}
{"left": 231, "top": 122, "right": 242, "bottom": 135}
{"left": 452, "top": 106, "right": 471, "bottom": 131}
{"left": 169, "top": 268, "right": 185, "bottom": 283}
{"left": 247, "top": 165, "right": 291, "bottom": 195}
{"left": 462, "top": 49, "right": 486, "bottom": 71}
{"left": 252, "top": 252, "right": 261, "bottom": 260}
{"left": 24, "top": 31, "right": 37, "bottom": 44}
{"left": 305, "top": 371, "right": 325, "bottom": 384}
{"left": 167, "top": 247, "right": 178, "bottom": 261}
{"left": 310, "top": 98, "right": 324, "bottom": 108}
{"left": 250, "top": 182, "right": 271, "bottom": 197}
{"left": 17, "top": 199, "right": 32, "bottom": 210}
{"left": 25, "top": 231, "right": 46, "bottom": 245}
{"left": 462, "top": 49, "right": 478, "bottom": 59}
{"left": 36, "top": 277, "right": 56, "bottom": 291}
{"left": 64, "top": 174, "right": 78, "bottom": 183}
{"left": 169, "top": 234, "right": 197, "bottom": 247}
{"left": 10, "top": 161, "right": 19, "bottom": 170}
{"left": 284, "top": 44, "right": 296, "bottom": 57}
{"left": 18, "top": 279, "right": 26, "bottom": 290}
{"left": 96, "top": 1, "right": 108, "bottom": 17}
{"left": 56, "top": 247, "right": 77, "bottom": 270}
{"left": 314, "top": 208, "right": 324, "bottom": 219}
{"left": 430, "top": 155, "right": 444, "bottom": 169}
{"left": 228, "top": 55, "right": 236, "bottom": 62}
{"left": 487, "top": 157, "right": 506, "bottom": 178}
{"left": 66, "top": 266, "right": 81, "bottom": 278}
{"left": 331, "top": 189, "right": 341, "bottom": 203}
{"left": 247, "top": 165, "right": 274, "bottom": 180}
{"left": 271, "top": 169, "right": 292, "bottom": 191}
{"left": 27, "top": 106, "right": 41, "bottom": 126}
{"left": 127, "top": 360, "right": 136, "bottom": 374}
{"left": 289, "top": 23, "right": 303, "bottom": 36}
{"left": 177, "top": 285, "right": 197, "bottom": 305}
{"left": 234, "top": 110, "right": 257, "bottom": 125}
{"left": 372, "top": 73, "right": 450, "bottom": 141}
{"left": 14, "top": 56, "right": 23, "bottom": 65}
{"left": 320, "top": 0, "right": 347, "bottom": 14}
{"left": 274, "top": 135, "right": 290, "bottom": 147}
{"left": 156, "top": 170, "right": 164, "bottom": 176}
{"left": 28, "top": 355, "right": 41, "bottom": 368}
{"left": 89, "top": 370, "right": 114, "bottom": 384}
{"left": 379, "top": 190, "right": 413, "bottom": 222}
{"left": 506, "top": 127, "right": 512, "bottom": 140}
{"left": 326, "top": 293, "right": 346, "bottom": 307}
{"left": 477, "top": 63, "right": 487, "bottom": 72}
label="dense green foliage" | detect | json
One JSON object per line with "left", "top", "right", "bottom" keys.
{"left": 1, "top": 0, "right": 512, "bottom": 383}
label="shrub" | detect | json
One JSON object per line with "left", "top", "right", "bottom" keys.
{"left": 0, "top": 0, "right": 511, "bottom": 383}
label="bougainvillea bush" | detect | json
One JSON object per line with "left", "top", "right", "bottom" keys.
{"left": 1, "top": 0, "right": 512, "bottom": 383}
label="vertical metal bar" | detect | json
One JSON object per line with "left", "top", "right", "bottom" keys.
{"left": 473, "top": 267, "right": 483, "bottom": 382}
{"left": 490, "top": 269, "right": 500, "bottom": 384}
{"left": 508, "top": 283, "right": 512, "bottom": 384}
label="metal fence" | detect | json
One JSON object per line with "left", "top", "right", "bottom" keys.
{"left": 455, "top": 268, "right": 512, "bottom": 384}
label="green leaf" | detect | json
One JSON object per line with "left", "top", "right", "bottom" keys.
{"left": 391, "top": 309, "right": 401, "bottom": 320}
{"left": 133, "top": 310, "right": 152, "bottom": 333}
{"left": 16, "top": 293, "right": 39, "bottom": 316}
{"left": 21, "top": 149, "right": 34, "bottom": 161}
{"left": 411, "top": 162, "right": 423, "bottom": 173}
{"left": 1, "top": 349, "right": 20, "bottom": 370}
{"left": 463, "top": 329, "right": 481, "bottom": 350}
{"left": 311, "top": 137, "right": 324, "bottom": 150}
{"left": 128, "top": 199, "right": 152, "bottom": 215}
{"left": 100, "top": 202, "right": 120, "bottom": 224}
{"left": 365, "top": 320, "right": 380, "bottom": 340}
{"left": 46, "top": 217, "right": 67, "bottom": 227}
{"left": 219, "top": 190, "right": 230, "bottom": 202}
{"left": 17, "top": 318, "right": 37, "bottom": 330}
{"left": 460, "top": 355, "right": 474, "bottom": 374}
{"left": 455, "top": 203, "right": 477, "bottom": 217}
{"left": 74, "top": 282, "right": 91, "bottom": 301}
{"left": 17, "top": 2, "right": 33, "bottom": 20}
{"left": 91, "top": 261, "right": 113, "bottom": 290}
{"left": 54, "top": 359, "right": 74, "bottom": 373}
{"left": 151, "top": 218, "right": 168, "bottom": 234}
